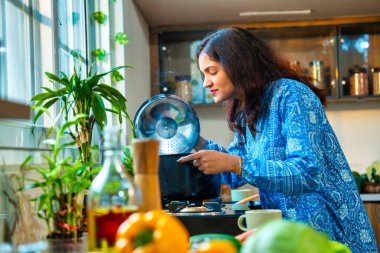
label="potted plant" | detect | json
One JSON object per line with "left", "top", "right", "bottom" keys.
{"left": 19, "top": 114, "right": 100, "bottom": 241}
{"left": 17, "top": 64, "right": 134, "bottom": 242}
{"left": 31, "top": 64, "right": 133, "bottom": 164}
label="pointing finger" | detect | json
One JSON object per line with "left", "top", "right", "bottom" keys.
{"left": 177, "top": 153, "right": 199, "bottom": 163}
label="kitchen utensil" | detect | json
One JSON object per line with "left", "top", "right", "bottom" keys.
{"left": 134, "top": 94, "right": 200, "bottom": 155}
{"left": 133, "top": 139, "right": 161, "bottom": 211}
{"left": 237, "top": 209, "right": 282, "bottom": 231}
{"left": 159, "top": 153, "right": 221, "bottom": 200}
{"left": 235, "top": 194, "right": 260, "bottom": 205}
{"left": 134, "top": 95, "right": 221, "bottom": 201}
{"left": 349, "top": 67, "right": 368, "bottom": 96}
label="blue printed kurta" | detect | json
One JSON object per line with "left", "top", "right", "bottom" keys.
{"left": 203, "top": 79, "right": 378, "bottom": 252}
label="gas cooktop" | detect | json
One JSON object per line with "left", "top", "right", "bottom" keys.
{"left": 165, "top": 200, "right": 262, "bottom": 235}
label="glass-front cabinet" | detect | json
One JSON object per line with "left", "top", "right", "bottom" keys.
{"left": 256, "top": 27, "right": 337, "bottom": 98}
{"left": 338, "top": 24, "right": 380, "bottom": 98}
{"left": 156, "top": 21, "right": 380, "bottom": 104}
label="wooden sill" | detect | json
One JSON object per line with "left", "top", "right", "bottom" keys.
{"left": 0, "top": 99, "right": 31, "bottom": 120}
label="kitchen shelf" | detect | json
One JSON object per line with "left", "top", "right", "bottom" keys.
{"left": 151, "top": 18, "right": 380, "bottom": 106}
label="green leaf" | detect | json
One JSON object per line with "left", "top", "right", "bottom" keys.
{"left": 112, "top": 70, "right": 124, "bottom": 81}
{"left": 45, "top": 72, "right": 70, "bottom": 87}
{"left": 91, "top": 48, "right": 107, "bottom": 61}
{"left": 92, "top": 11, "right": 107, "bottom": 24}
{"left": 20, "top": 155, "right": 33, "bottom": 168}
{"left": 33, "top": 98, "right": 59, "bottom": 124}
{"left": 70, "top": 49, "right": 84, "bottom": 62}
{"left": 86, "top": 65, "right": 131, "bottom": 89}
{"left": 72, "top": 12, "right": 80, "bottom": 25}
{"left": 91, "top": 94, "right": 107, "bottom": 130}
{"left": 115, "top": 32, "right": 129, "bottom": 45}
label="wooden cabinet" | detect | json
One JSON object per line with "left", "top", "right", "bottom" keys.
{"left": 150, "top": 17, "right": 380, "bottom": 105}
{"left": 364, "top": 202, "right": 380, "bottom": 250}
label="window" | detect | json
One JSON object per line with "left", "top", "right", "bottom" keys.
{"left": 0, "top": 0, "right": 125, "bottom": 124}
{"left": 0, "top": 0, "right": 127, "bottom": 163}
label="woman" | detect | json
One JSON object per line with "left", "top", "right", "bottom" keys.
{"left": 177, "top": 27, "right": 377, "bottom": 252}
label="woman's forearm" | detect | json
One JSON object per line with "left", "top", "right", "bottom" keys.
{"left": 194, "top": 136, "right": 206, "bottom": 151}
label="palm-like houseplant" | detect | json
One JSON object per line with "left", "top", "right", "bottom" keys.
{"left": 32, "top": 65, "right": 133, "bottom": 164}
{"left": 19, "top": 65, "right": 134, "bottom": 240}
{"left": 19, "top": 114, "right": 100, "bottom": 239}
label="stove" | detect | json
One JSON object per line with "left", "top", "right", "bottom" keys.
{"left": 164, "top": 198, "right": 261, "bottom": 236}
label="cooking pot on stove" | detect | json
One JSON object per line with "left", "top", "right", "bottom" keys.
{"left": 134, "top": 94, "right": 221, "bottom": 201}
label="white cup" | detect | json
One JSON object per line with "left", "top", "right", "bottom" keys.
{"left": 231, "top": 189, "right": 253, "bottom": 202}
{"left": 237, "top": 209, "right": 282, "bottom": 231}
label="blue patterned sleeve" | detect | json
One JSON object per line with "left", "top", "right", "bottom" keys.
{"left": 205, "top": 82, "right": 335, "bottom": 195}
{"left": 203, "top": 137, "right": 248, "bottom": 188}
{"left": 245, "top": 83, "right": 329, "bottom": 195}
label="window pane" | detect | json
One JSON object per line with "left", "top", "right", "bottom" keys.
{"left": 2, "top": 0, "right": 32, "bottom": 103}
{"left": 58, "top": 0, "right": 87, "bottom": 76}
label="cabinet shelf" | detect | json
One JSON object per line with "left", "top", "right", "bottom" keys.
{"left": 151, "top": 19, "right": 380, "bottom": 106}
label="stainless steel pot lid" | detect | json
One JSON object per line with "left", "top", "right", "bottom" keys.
{"left": 134, "top": 94, "right": 200, "bottom": 155}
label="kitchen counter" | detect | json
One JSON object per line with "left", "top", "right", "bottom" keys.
{"left": 361, "top": 194, "right": 380, "bottom": 202}
{"left": 173, "top": 202, "right": 261, "bottom": 236}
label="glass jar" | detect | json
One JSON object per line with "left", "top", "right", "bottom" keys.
{"left": 87, "top": 126, "right": 140, "bottom": 252}
{"left": 175, "top": 75, "right": 192, "bottom": 103}
{"left": 309, "top": 60, "right": 325, "bottom": 89}
{"left": 349, "top": 68, "right": 368, "bottom": 96}
{"left": 371, "top": 67, "right": 380, "bottom": 95}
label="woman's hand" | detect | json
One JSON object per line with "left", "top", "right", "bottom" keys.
{"left": 177, "top": 150, "right": 241, "bottom": 175}
{"left": 235, "top": 229, "right": 256, "bottom": 244}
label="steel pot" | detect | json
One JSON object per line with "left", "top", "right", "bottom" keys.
{"left": 159, "top": 153, "right": 221, "bottom": 201}
{"left": 134, "top": 94, "right": 221, "bottom": 201}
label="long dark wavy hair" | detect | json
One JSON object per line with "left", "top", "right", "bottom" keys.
{"left": 196, "top": 27, "right": 326, "bottom": 143}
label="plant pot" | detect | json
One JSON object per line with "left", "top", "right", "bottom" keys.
{"left": 362, "top": 182, "right": 380, "bottom": 193}
{"left": 47, "top": 237, "right": 85, "bottom": 253}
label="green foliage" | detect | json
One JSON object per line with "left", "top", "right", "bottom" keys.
{"left": 19, "top": 115, "right": 101, "bottom": 239}
{"left": 352, "top": 171, "right": 368, "bottom": 192}
{"left": 92, "top": 11, "right": 107, "bottom": 24}
{"left": 91, "top": 48, "right": 107, "bottom": 61}
{"left": 115, "top": 32, "right": 129, "bottom": 45}
{"left": 31, "top": 64, "right": 133, "bottom": 164}
{"left": 112, "top": 70, "right": 124, "bottom": 82}
{"left": 366, "top": 160, "right": 380, "bottom": 183}
{"left": 122, "top": 145, "right": 134, "bottom": 177}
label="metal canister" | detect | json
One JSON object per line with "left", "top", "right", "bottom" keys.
{"left": 175, "top": 76, "right": 192, "bottom": 103}
{"left": 309, "top": 60, "right": 324, "bottom": 88}
{"left": 371, "top": 67, "right": 380, "bottom": 95}
{"left": 349, "top": 68, "right": 368, "bottom": 96}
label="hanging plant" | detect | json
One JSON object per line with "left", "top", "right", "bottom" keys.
{"left": 70, "top": 50, "right": 85, "bottom": 62}
{"left": 92, "top": 11, "right": 107, "bottom": 24}
{"left": 91, "top": 48, "right": 107, "bottom": 61}
{"left": 112, "top": 70, "right": 124, "bottom": 82}
{"left": 72, "top": 12, "right": 80, "bottom": 25}
{"left": 115, "top": 32, "right": 129, "bottom": 45}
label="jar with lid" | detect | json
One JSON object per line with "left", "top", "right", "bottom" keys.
{"left": 175, "top": 75, "right": 192, "bottom": 103}
{"left": 349, "top": 67, "right": 368, "bottom": 96}
{"left": 309, "top": 60, "right": 325, "bottom": 89}
{"left": 371, "top": 67, "right": 380, "bottom": 95}
{"left": 87, "top": 126, "right": 140, "bottom": 252}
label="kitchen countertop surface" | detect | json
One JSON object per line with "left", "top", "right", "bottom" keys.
{"left": 360, "top": 194, "right": 380, "bottom": 202}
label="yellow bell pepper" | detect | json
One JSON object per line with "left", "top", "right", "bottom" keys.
{"left": 115, "top": 210, "right": 189, "bottom": 253}
{"left": 194, "top": 240, "right": 239, "bottom": 253}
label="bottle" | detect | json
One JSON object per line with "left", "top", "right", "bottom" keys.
{"left": 87, "top": 126, "right": 140, "bottom": 252}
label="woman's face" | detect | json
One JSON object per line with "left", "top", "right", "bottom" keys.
{"left": 198, "top": 52, "right": 235, "bottom": 103}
